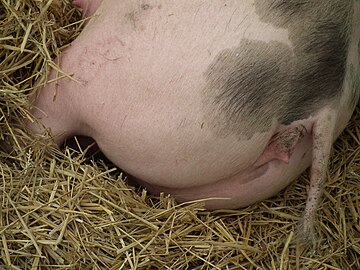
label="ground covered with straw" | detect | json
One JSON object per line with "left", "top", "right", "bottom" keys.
{"left": 0, "top": 1, "right": 359, "bottom": 269}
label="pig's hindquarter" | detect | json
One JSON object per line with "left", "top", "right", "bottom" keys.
{"left": 31, "top": 1, "right": 358, "bottom": 228}
{"left": 36, "top": 1, "right": 311, "bottom": 203}
{"left": 75, "top": 1, "right": 318, "bottom": 209}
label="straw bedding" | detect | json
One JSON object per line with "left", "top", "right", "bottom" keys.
{"left": 0, "top": 1, "right": 359, "bottom": 269}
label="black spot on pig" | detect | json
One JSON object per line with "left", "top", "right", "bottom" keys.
{"left": 205, "top": 40, "right": 294, "bottom": 135}
{"left": 204, "top": 0, "right": 353, "bottom": 138}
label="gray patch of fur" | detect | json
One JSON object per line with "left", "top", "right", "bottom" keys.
{"left": 204, "top": 0, "right": 353, "bottom": 138}
{"left": 205, "top": 40, "right": 294, "bottom": 137}
{"left": 348, "top": 64, "right": 360, "bottom": 110}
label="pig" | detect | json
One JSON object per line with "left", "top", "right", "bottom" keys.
{"left": 29, "top": 0, "right": 360, "bottom": 244}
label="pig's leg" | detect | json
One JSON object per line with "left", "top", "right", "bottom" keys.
{"left": 72, "top": 0, "right": 102, "bottom": 18}
{"left": 298, "top": 109, "right": 336, "bottom": 246}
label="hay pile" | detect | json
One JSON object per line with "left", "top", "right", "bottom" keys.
{"left": 1, "top": 1, "right": 359, "bottom": 269}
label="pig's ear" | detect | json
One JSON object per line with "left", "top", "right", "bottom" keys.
{"left": 253, "top": 125, "right": 309, "bottom": 166}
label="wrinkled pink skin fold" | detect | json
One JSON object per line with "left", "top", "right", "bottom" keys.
{"left": 30, "top": 0, "right": 360, "bottom": 244}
